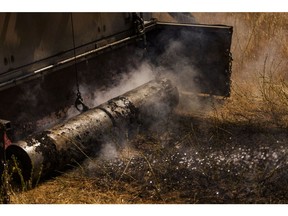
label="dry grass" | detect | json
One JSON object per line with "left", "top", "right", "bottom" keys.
{"left": 198, "top": 13, "right": 288, "bottom": 129}
{"left": 2, "top": 13, "right": 288, "bottom": 204}
{"left": 214, "top": 71, "right": 288, "bottom": 129}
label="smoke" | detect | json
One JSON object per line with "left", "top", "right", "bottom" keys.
{"left": 62, "top": 61, "right": 157, "bottom": 160}
{"left": 13, "top": 81, "right": 53, "bottom": 139}
{"left": 73, "top": 13, "right": 210, "bottom": 120}
{"left": 74, "top": 27, "right": 213, "bottom": 160}
{"left": 167, "top": 13, "right": 196, "bottom": 24}
{"left": 21, "top": 13, "right": 212, "bottom": 135}
{"left": 98, "top": 142, "right": 119, "bottom": 160}
{"left": 214, "top": 14, "right": 288, "bottom": 103}
{"left": 90, "top": 61, "right": 156, "bottom": 106}
{"left": 15, "top": 13, "right": 216, "bottom": 159}
{"left": 64, "top": 60, "right": 156, "bottom": 120}
{"left": 235, "top": 40, "right": 286, "bottom": 99}
{"left": 158, "top": 40, "right": 199, "bottom": 90}
{"left": 156, "top": 39, "right": 214, "bottom": 114}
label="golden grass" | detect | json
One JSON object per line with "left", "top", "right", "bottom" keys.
{"left": 189, "top": 13, "right": 288, "bottom": 128}
{"left": 9, "top": 174, "right": 130, "bottom": 204}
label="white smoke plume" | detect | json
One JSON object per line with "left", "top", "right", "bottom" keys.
{"left": 91, "top": 61, "right": 156, "bottom": 106}
{"left": 64, "top": 60, "right": 156, "bottom": 120}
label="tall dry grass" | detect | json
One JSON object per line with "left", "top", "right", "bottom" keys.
{"left": 190, "top": 13, "right": 288, "bottom": 128}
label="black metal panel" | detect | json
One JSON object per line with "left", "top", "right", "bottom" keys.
{"left": 146, "top": 22, "right": 233, "bottom": 97}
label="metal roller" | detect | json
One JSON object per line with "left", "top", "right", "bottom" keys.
{"left": 6, "top": 78, "right": 179, "bottom": 181}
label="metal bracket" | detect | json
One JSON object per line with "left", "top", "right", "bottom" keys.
{"left": 74, "top": 93, "right": 89, "bottom": 113}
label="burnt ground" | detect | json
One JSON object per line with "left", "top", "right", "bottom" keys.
{"left": 78, "top": 112, "right": 288, "bottom": 204}
{"left": 6, "top": 108, "right": 288, "bottom": 204}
